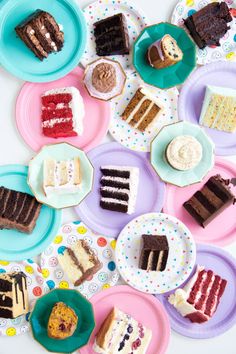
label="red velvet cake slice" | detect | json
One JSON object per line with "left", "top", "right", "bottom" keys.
{"left": 168, "top": 266, "right": 227, "bottom": 323}
{"left": 41, "top": 87, "right": 85, "bottom": 138}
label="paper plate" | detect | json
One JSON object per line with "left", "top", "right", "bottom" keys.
{"left": 75, "top": 142, "right": 166, "bottom": 238}
{"left": 28, "top": 143, "right": 94, "bottom": 209}
{"left": 171, "top": 0, "right": 236, "bottom": 66}
{"left": 80, "top": 285, "right": 170, "bottom": 354}
{"left": 158, "top": 244, "right": 236, "bottom": 339}
{"left": 40, "top": 221, "right": 120, "bottom": 298}
{"left": 30, "top": 288, "right": 95, "bottom": 353}
{"left": 109, "top": 71, "right": 179, "bottom": 152}
{"left": 81, "top": 0, "right": 150, "bottom": 69}
{"left": 0, "top": 0, "right": 86, "bottom": 82}
{"left": 116, "top": 213, "right": 196, "bottom": 294}
{"left": 163, "top": 157, "right": 236, "bottom": 246}
{"left": 133, "top": 23, "right": 196, "bottom": 89}
{"left": 0, "top": 165, "right": 61, "bottom": 261}
{"left": 150, "top": 121, "right": 215, "bottom": 187}
{"left": 16, "top": 67, "right": 110, "bottom": 153}
{"left": 179, "top": 61, "right": 236, "bottom": 156}
{"left": 0, "top": 259, "right": 47, "bottom": 337}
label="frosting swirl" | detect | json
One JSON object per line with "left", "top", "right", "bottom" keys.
{"left": 92, "top": 62, "right": 116, "bottom": 93}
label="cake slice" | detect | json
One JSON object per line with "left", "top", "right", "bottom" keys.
{"left": 15, "top": 10, "right": 64, "bottom": 61}
{"left": 100, "top": 165, "right": 139, "bottom": 214}
{"left": 122, "top": 87, "right": 163, "bottom": 132}
{"left": 183, "top": 175, "right": 236, "bottom": 227}
{"left": 58, "top": 239, "right": 101, "bottom": 286}
{"left": 199, "top": 85, "right": 236, "bottom": 133}
{"left": 47, "top": 302, "right": 78, "bottom": 339}
{"left": 43, "top": 157, "right": 81, "bottom": 196}
{"left": 0, "top": 272, "right": 29, "bottom": 319}
{"left": 94, "top": 307, "right": 152, "bottom": 353}
{"left": 169, "top": 266, "right": 227, "bottom": 323}
{"left": 139, "top": 235, "right": 169, "bottom": 272}
{"left": 41, "top": 87, "right": 85, "bottom": 138}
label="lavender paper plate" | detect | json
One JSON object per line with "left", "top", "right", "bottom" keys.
{"left": 157, "top": 244, "right": 236, "bottom": 339}
{"left": 179, "top": 62, "right": 236, "bottom": 156}
{"left": 75, "top": 142, "right": 166, "bottom": 238}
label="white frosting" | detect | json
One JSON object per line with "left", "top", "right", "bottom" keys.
{"left": 42, "top": 117, "right": 71, "bottom": 128}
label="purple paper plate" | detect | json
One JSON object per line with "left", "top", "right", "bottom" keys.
{"left": 75, "top": 142, "right": 166, "bottom": 238}
{"left": 157, "top": 244, "right": 236, "bottom": 339}
{"left": 179, "top": 62, "right": 236, "bottom": 156}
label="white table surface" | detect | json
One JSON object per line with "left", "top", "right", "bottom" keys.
{"left": 0, "top": 0, "right": 235, "bottom": 353}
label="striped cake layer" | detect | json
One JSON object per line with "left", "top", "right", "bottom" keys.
{"left": 139, "top": 235, "right": 169, "bottom": 272}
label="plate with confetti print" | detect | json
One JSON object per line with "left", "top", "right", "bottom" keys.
{"left": 0, "top": 259, "right": 47, "bottom": 337}
{"left": 116, "top": 213, "right": 196, "bottom": 294}
{"left": 171, "top": 0, "right": 236, "bottom": 66}
{"left": 110, "top": 72, "right": 179, "bottom": 152}
{"left": 40, "top": 221, "right": 120, "bottom": 299}
{"left": 80, "top": 0, "right": 150, "bottom": 69}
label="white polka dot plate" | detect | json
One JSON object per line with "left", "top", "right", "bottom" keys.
{"left": 40, "top": 221, "right": 120, "bottom": 298}
{"left": 80, "top": 0, "right": 150, "bottom": 69}
{"left": 116, "top": 213, "right": 196, "bottom": 294}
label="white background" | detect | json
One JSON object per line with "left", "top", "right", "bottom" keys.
{"left": 0, "top": 0, "right": 235, "bottom": 353}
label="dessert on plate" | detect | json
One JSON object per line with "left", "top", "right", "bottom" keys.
{"left": 58, "top": 239, "right": 101, "bottom": 286}
{"left": 100, "top": 165, "right": 139, "bottom": 214}
{"left": 47, "top": 302, "right": 78, "bottom": 339}
{"left": 15, "top": 10, "right": 64, "bottom": 61}
{"left": 183, "top": 175, "right": 236, "bottom": 227}
{"left": 94, "top": 13, "right": 129, "bottom": 56}
{"left": 41, "top": 87, "right": 85, "bottom": 138}
{"left": 184, "top": 2, "right": 232, "bottom": 49}
{"left": 83, "top": 58, "right": 126, "bottom": 101}
{"left": 122, "top": 87, "right": 163, "bottom": 132}
{"left": 43, "top": 157, "right": 81, "bottom": 196}
{"left": 165, "top": 135, "right": 202, "bottom": 171}
{"left": 147, "top": 34, "right": 183, "bottom": 69}
{"left": 94, "top": 307, "right": 152, "bottom": 353}
{"left": 168, "top": 265, "right": 227, "bottom": 323}
{"left": 0, "top": 272, "right": 29, "bottom": 319}
{"left": 139, "top": 234, "right": 169, "bottom": 272}
{"left": 199, "top": 85, "right": 236, "bottom": 133}
{"left": 0, "top": 186, "right": 41, "bottom": 233}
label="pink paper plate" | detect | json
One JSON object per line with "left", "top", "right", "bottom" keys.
{"left": 15, "top": 67, "right": 110, "bottom": 152}
{"left": 163, "top": 157, "right": 236, "bottom": 246}
{"left": 80, "top": 285, "right": 170, "bottom": 354}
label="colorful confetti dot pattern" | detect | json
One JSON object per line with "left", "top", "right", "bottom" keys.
{"left": 116, "top": 213, "right": 196, "bottom": 294}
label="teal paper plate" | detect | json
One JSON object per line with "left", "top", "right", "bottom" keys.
{"left": 151, "top": 121, "right": 215, "bottom": 187}
{"left": 30, "top": 289, "right": 95, "bottom": 353}
{"left": 0, "top": 164, "right": 61, "bottom": 261}
{"left": 0, "top": 0, "right": 87, "bottom": 82}
{"left": 28, "top": 143, "right": 94, "bottom": 209}
{"left": 133, "top": 23, "right": 196, "bottom": 89}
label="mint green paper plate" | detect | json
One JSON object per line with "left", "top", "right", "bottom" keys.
{"left": 28, "top": 143, "right": 94, "bottom": 209}
{"left": 30, "top": 288, "right": 95, "bottom": 353}
{"left": 133, "top": 23, "right": 196, "bottom": 89}
{"left": 0, "top": 164, "right": 61, "bottom": 261}
{"left": 150, "top": 121, "right": 215, "bottom": 187}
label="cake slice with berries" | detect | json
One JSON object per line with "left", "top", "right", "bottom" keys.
{"left": 94, "top": 307, "right": 152, "bottom": 353}
{"left": 41, "top": 87, "right": 85, "bottom": 138}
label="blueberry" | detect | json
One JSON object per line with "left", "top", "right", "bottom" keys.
{"left": 127, "top": 325, "right": 133, "bottom": 333}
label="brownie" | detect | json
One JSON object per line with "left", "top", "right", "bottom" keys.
{"left": 139, "top": 235, "right": 169, "bottom": 272}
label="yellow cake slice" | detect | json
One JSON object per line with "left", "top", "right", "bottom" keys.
{"left": 47, "top": 302, "right": 78, "bottom": 339}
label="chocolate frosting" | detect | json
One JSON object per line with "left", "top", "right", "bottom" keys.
{"left": 92, "top": 62, "right": 116, "bottom": 93}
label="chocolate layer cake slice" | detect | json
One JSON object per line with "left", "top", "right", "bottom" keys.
{"left": 184, "top": 2, "right": 232, "bottom": 49}
{"left": 183, "top": 175, "right": 236, "bottom": 227}
{"left": 0, "top": 186, "right": 41, "bottom": 233}
{"left": 94, "top": 13, "right": 130, "bottom": 56}
{"left": 139, "top": 235, "right": 169, "bottom": 272}
{"left": 15, "top": 10, "right": 64, "bottom": 61}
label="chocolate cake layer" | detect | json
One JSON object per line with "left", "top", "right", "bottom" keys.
{"left": 139, "top": 235, "right": 169, "bottom": 272}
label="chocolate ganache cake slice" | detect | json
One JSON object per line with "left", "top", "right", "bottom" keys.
{"left": 139, "top": 235, "right": 169, "bottom": 272}
{"left": 0, "top": 272, "right": 29, "bottom": 319}
{"left": 15, "top": 10, "right": 64, "bottom": 61}
{"left": 183, "top": 175, "right": 236, "bottom": 227}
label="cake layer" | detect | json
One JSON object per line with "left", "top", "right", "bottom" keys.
{"left": 139, "top": 235, "right": 169, "bottom": 272}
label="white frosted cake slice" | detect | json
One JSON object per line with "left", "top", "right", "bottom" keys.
{"left": 199, "top": 85, "right": 236, "bottom": 133}
{"left": 43, "top": 157, "right": 81, "bottom": 196}
{"left": 94, "top": 307, "right": 152, "bottom": 354}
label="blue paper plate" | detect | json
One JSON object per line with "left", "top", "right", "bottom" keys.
{"left": 0, "top": 164, "right": 61, "bottom": 261}
{"left": 0, "top": 0, "right": 87, "bottom": 82}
